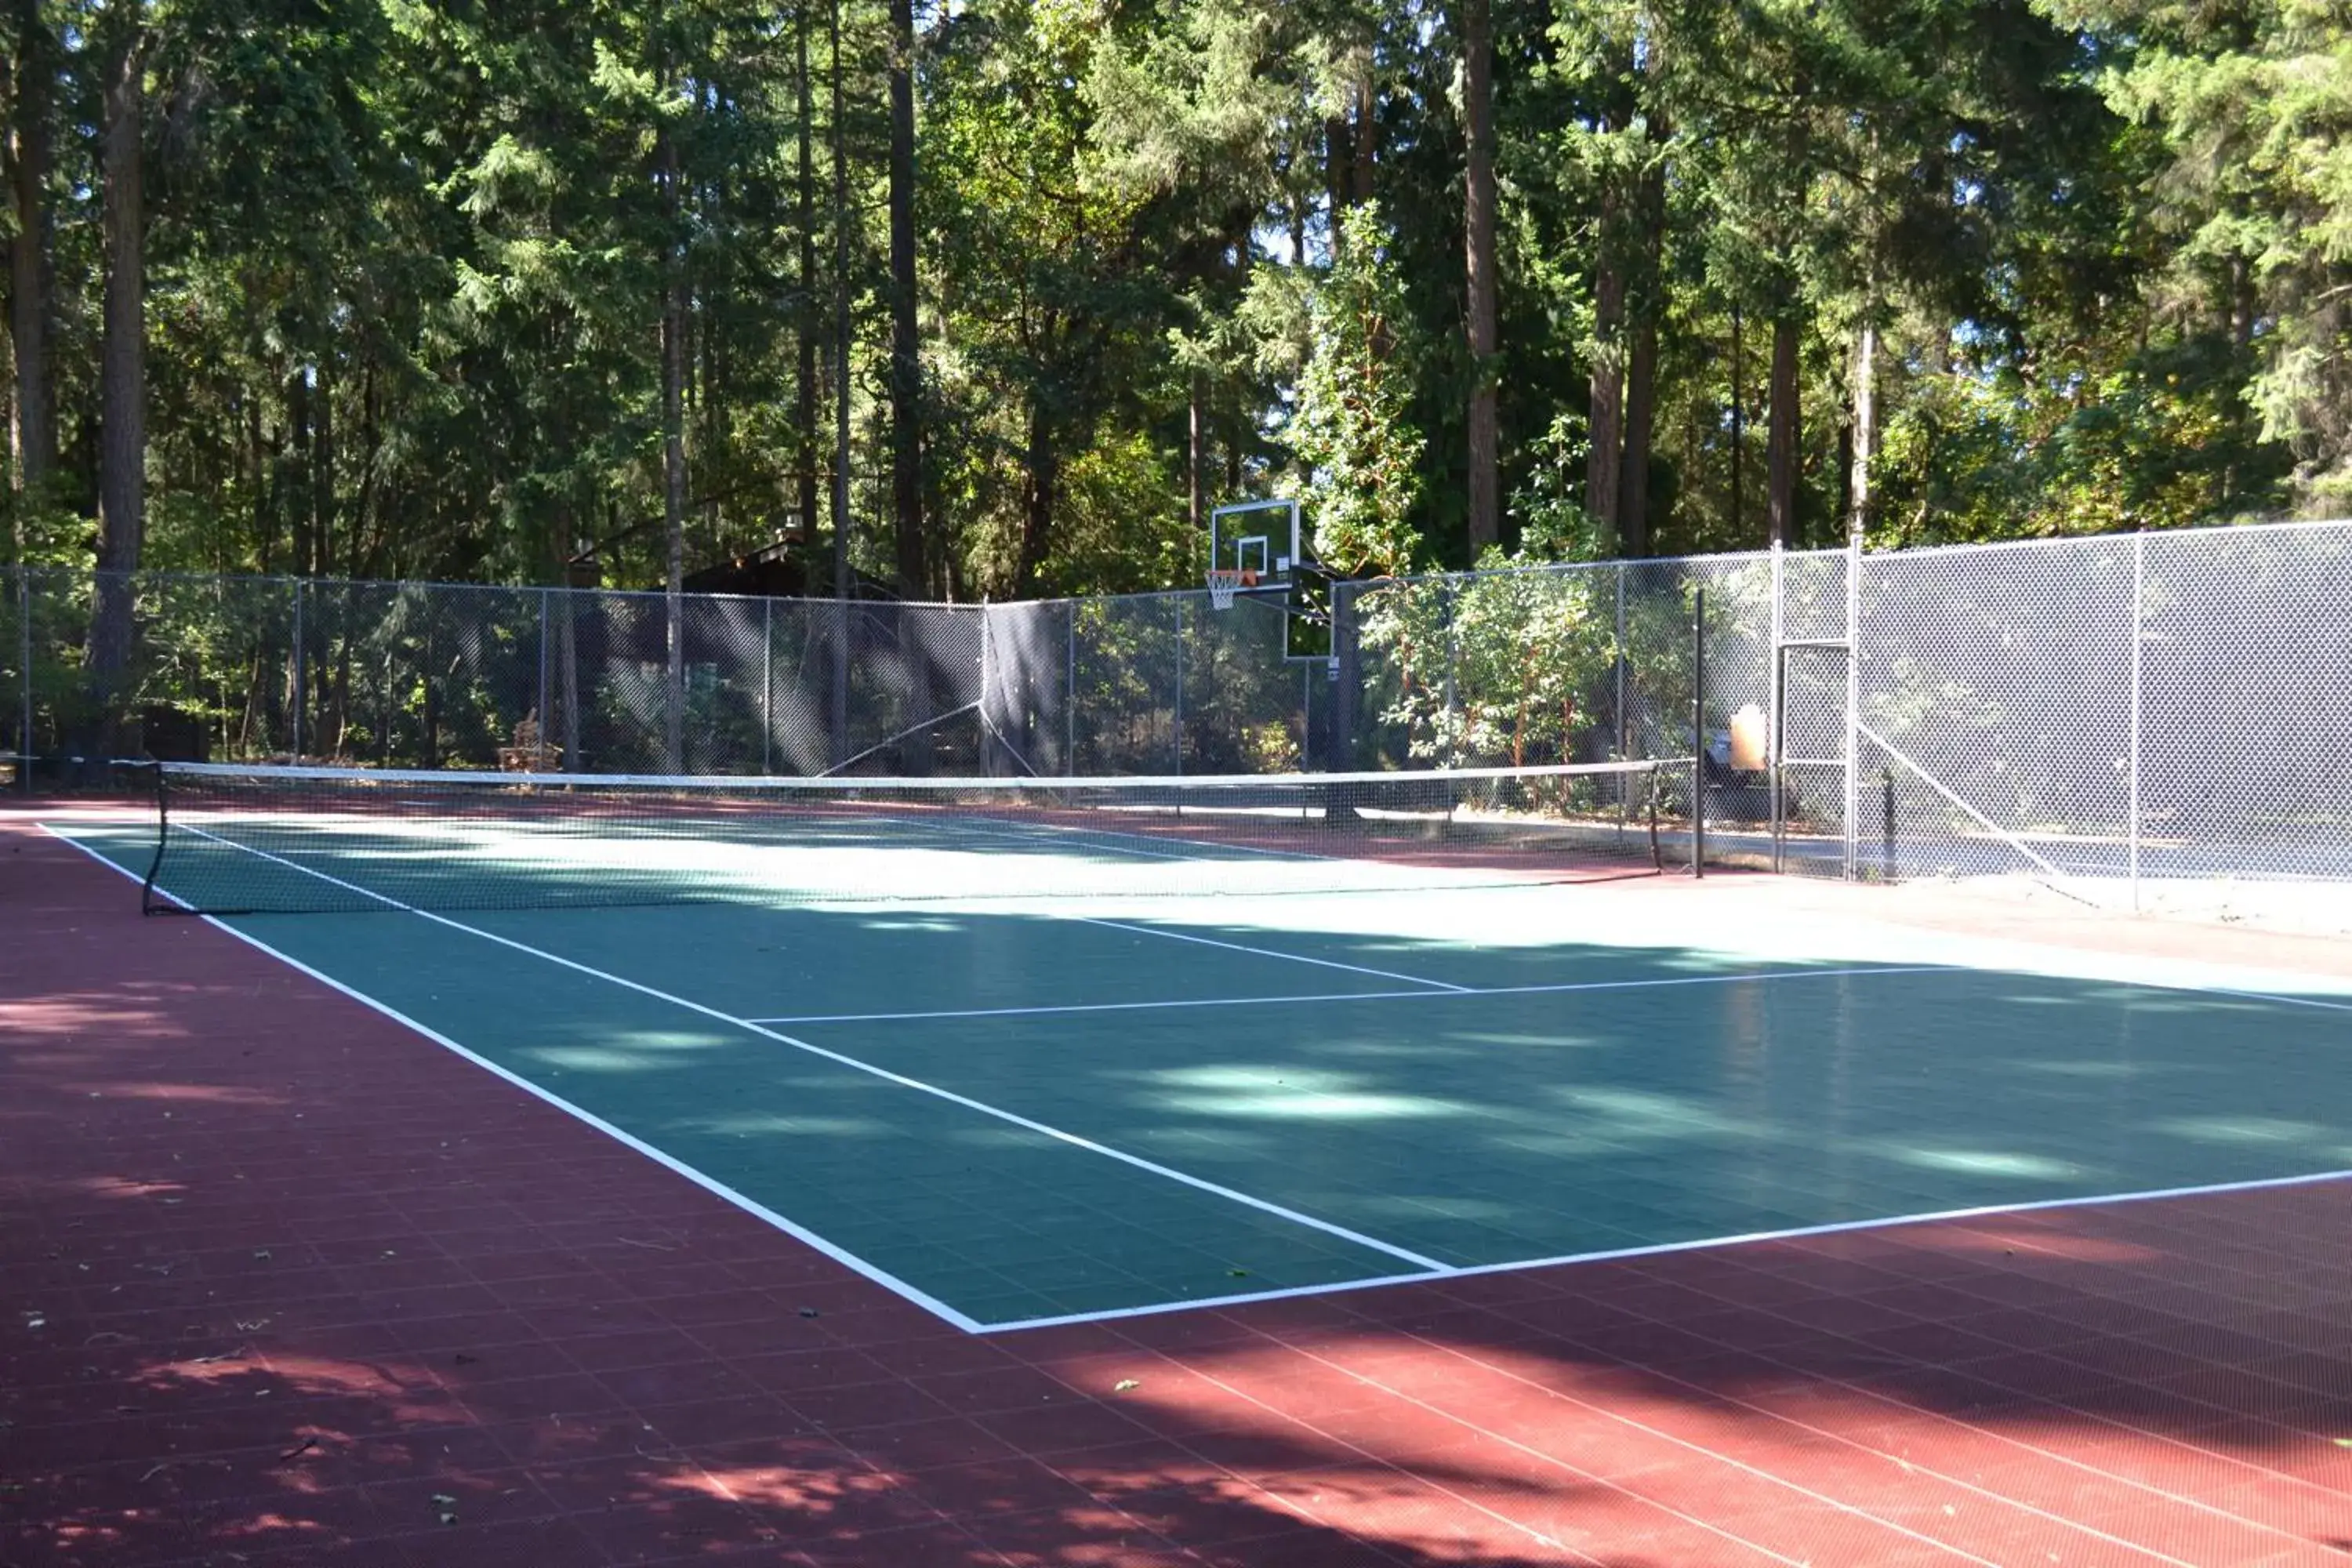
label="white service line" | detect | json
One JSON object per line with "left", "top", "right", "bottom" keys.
{"left": 40, "top": 824, "right": 988, "bottom": 1335}
{"left": 128, "top": 823, "right": 1454, "bottom": 1283}
{"left": 745, "top": 964, "right": 1957, "bottom": 1027}
{"left": 1070, "top": 914, "right": 1474, "bottom": 992}
{"left": 976, "top": 1164, "right": 2352, "bottom": 1334}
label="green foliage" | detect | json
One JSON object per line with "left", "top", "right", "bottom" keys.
{"left": 2038, "top": 0, "right": 2352, "bottom": 509}
{"left": 1293, "top": 205, "right": 1426, "bottom": 578}
{"left": 0, "top": 0, "right": 2333, "bottom": 608}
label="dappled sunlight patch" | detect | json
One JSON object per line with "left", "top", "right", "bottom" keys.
{"left": 1920, "top": 1224, "right": 2166, "bottom": 1265}
{"left": 80, "top": 1080, "right": 290, "bottom": 1107}
{"left": 695, "top": 1457, "right": 898, "bottom": 1512}
{"left": 2005, "top": 1058, "right": 2150, "bottom": 1079}
{"left": 688, "top": 1112, "right": 896, "bottom": 1138}
{"left": 62, "top": 1174, "right": 188, "bottom": 1201}
{"left": 1136, "top": 1062, "right": 1465, "bottom": 1122}
{"left": 1885, "top": 1145, "right": 2084, "bottom": 1180}
{"left": 1450, "top": 1030, "right": 1607, "bottom": 1051}
{"left": 1160, "top": 1087, "right": 1460, "bottom": 1121}
{"left": 40, "top": 1514, "right": 169, "bottom": 1552}
{"left": 208, "top": 1509, "right": 337, "bottom": 1544}
{"left": 2149, "top": 1115, "right": 2337, "bottom": 1149}
{"left": 0, "top": 996, "right": 188, "bottom": 1038}
{"left": 1544, "top": 1084, "right": 1759, "bottom": 1141}
{"left": 525, "top": 1044, "right": 720, "bottom": 1073}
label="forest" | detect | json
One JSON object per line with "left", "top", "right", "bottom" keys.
{"left": 2, "top": 0, "right": 2347, "bottom": 606}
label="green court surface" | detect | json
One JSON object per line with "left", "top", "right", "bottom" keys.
{"left": 56, "top": 821, "right": 2352, "bottom": 1333}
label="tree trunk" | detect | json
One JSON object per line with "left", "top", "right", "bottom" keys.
{"left": 1617, "top": 144, "right": 1664, "bottom": 557}
{"left": 1584, "top": 253, "right": 1624, "bottom": 553}
{"left": 829, "top": 0, "right": 851, "bottom": 764}
{"left": 1461, "top": 0, "right": 1499, "bottom": 553}
{"left": 659, "top": 127, "right": 688, "bottom": 773}
{"left": 1187, "top": 372, "right": 1205, "bottom": 539}
{"left": 313, "top": 368, "right": 334, "bottom": 576}
{"left": 886, "top": 0, "right": 923, "bottom": 596}
{"left": 8, "top": 0, "right": 56, "bottom": 517}
{"left": 1848, "top": 318, "right": 1875, "bottom": 543}
{"left": 1621, "top": 315, "right": 1656, "bottom": 557}
{"left": 1351, "top": 73, "right": 1375, "bottom": 208}
{"left": 1324, "top": 114, "right": 1350, "bottom": 235}
{"left": 1017, "top": 394, "right": 1056, "bottom": 593}
{"left": 795, "top": 0, "right": 819, "bottom": 545}
{"left": 1766, "top": 314, "right": 1800, "bottom": 548}
{"left": 1728, "top": 307, "right": 1744, "bottom": 539}
{"left": 86, "top": 22, "right": 145, "bottom": 764}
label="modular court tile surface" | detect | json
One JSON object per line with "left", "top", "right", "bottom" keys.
{"left": 8, "top": 810, "right": 2352, "bottom": 1565}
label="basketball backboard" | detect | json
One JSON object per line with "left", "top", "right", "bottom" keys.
{"left": 1208, "top": 499, "right": 1304, "bottom": 585}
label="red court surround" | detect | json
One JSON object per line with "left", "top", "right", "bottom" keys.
{"left": 4, "top": 817, "right": 2350, "bottom": 1566}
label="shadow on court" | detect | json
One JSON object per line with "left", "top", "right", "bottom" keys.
{"left": 7, "top": 822, "right": 2352, "bottom": 1566}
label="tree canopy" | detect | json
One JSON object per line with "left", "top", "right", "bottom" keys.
{"left": 4, "top": 0, "right": 2344, "bottom": 601}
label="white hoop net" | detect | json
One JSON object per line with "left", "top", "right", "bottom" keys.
{"left": 1205, "top": 568, "right": 1244, "bottom": 611}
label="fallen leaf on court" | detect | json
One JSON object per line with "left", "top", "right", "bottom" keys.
{"left": 1113, "top": 1379, "right": 1141, "bottom": 1393}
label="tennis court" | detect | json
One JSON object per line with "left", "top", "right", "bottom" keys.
{"left": 46, "top": 763, "right": 2352, "bottom": 1335}
{"left": 14, "top": 764, "right": 2352, "bottom": 1566}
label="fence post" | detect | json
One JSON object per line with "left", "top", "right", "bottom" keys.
{"left": 1691, "top": 588, "right": 1706, "bottom": 878}
{"left": 538, "top": 588, "right": 553, "bottom": 770}
{"left": 829, "top": 597, "right": 849, "bottom": 771}
{"left": 1172, "top": 595, "right": 1185, "bottom": 775}
{"left": 17, "top": 572, "right": 31, "bottom": 792}
{"left": 1844, "top": 533, "right": 1862, "bottom": 880}
{"left": 1444, "top": 579, "right": 1461, "bottom": 766}
{"left": 2129, "top": 532, "right": 2145, "bottom": 911}
{"left": 1613, "top": 564, "right": 1628, "bottom": 820}
{"left": 1331, "top": 581, "right": 1356, "bottom": 771}
{"left": 291, "top": 578, "right": 306, "bottom": 761}
{"left": 1065, "top": 602, "right": 1076, "bottom": 776}
{"left": 1767, "top": 544, "right": 1784, "bottom": 867}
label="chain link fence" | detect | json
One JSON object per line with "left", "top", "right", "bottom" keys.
{"left": 8, "top": 521, "right": 2350, "bottom": 922}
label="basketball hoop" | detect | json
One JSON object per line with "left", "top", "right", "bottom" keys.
{"left": 1205, "top": 568, "right": 1245, "bottom": 611}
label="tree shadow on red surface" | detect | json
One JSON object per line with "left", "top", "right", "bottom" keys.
{"left": 7, "top": 822, "right": 2352, "bottom": 1565}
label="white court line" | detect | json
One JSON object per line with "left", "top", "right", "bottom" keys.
{"left": 1071, "top": 915, "right": 1474, "bottom": 992}
{"left": 114, "top": 823, "right": 1453, "bottom": 1285}
{"left": 974, "top": 1165, "right": 2352, "bottom": 1334}
{"left": 2219, "top": 989, "right": 2352, "bottom": 1014}
{"left": 41, "top": 824, "right": 989, "bottom": 1335}
{"left": 745, "top": 964, "right": 1956, "bottom": 1026}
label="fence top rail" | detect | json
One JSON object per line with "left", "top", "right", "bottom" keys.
{"left": 7, "top": 515, "right": 2350, "bottom": 617}
{"left": 0, "top": 564, "right": 986, "bottom": 613}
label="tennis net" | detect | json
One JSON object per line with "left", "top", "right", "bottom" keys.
{"left": 137, "top": 758, "right": 1694, "bottom": 916}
